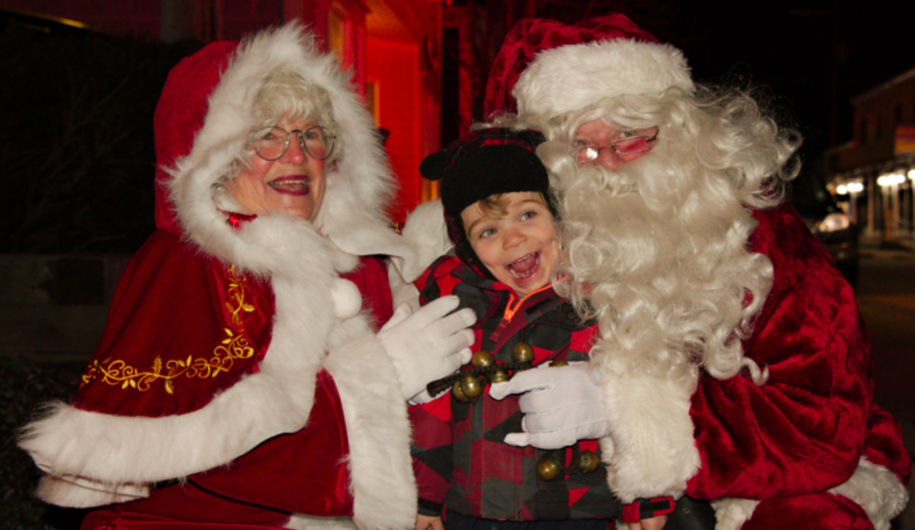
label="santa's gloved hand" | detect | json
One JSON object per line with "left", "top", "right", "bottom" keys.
{"left": 378, "top": 295, "right": 475, "bottom": 400}
{"left": 489, "top": 362, "right": 610, "bottom": 449}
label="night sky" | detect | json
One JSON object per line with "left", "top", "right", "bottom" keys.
{"left": 619, "top": 2, "right": 914, "bottom": 166}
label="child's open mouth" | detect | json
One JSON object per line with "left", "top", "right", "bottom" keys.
{"left": 507, "top": 252, "right": 540, "bottom": 281}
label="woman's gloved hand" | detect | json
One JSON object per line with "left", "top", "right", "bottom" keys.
{"left": 489, "top": 361, "right": 610, "bottom": 449}
{"left": 378, "top": 295, "right": 475, "bottom": 400}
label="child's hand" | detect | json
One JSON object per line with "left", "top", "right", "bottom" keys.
{"left": 415, "top": 514, "right": 444, "bottom": 530}
{"left": 489, "top": 362, "right": 610, "bottom": 449}
{"left": 628, "top": 515, "right": 667, "bottom": 530}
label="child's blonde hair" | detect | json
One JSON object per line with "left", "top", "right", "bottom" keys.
{"left": 472, "top": 191, "right": 550, "bottom": 222}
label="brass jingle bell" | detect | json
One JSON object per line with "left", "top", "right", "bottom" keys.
{"left": 489, "top": 368, "right": 510, "bottom": 383}
{"left": 578, "top": 450, "right": 600, "bottom": 474}
{"left": 452, "top": 380, "right": 468, "bottom": 402}
{"left": 549, "top": 359, "right": 568, "bottom": 367}
{"left": 537, "top": 455, "right": 562, "bottom": 481}
{"left": 472, "top": 350, "right": 493, "bottom": 369}
{"left": 459, "top": 374, "right": 483, "bottom": 399}
{"left": 512, "top": 342, "right": 534, "bottom": 364}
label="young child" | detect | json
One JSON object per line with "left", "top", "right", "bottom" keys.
{"left": 410, "top": 128, "right": 621, "bottom": 529}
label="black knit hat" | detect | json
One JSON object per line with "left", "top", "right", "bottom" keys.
{"left": 420, "top": 127, "right": 551, "bottom": 273}
{"left": 420, "top": 127, "right": 550, "bottom": 218}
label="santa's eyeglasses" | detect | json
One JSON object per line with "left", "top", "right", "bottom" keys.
{"left": 572, "top": 126, "right": 658, "bottom": 164}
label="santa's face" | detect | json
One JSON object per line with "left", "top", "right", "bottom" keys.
{"left": 460, "top": 192, "right": 559, "bottom": 298}
{"left": 229, "top": 117, "right": 328, "bottom": 222}
{"left": 572, "top": 119, "right": 658, "bottom": 170}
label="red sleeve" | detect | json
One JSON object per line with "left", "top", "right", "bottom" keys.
{"left": 73, "top": 230, "right": 274, "bottom": 417}
{"left": 189, "top": 369, "right": 354, "bottom": 516}
{"left": 686, "top": 206, "right": 911, "bottom": 499}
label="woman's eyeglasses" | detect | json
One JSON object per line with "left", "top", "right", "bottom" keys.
{"left": 251, "top": 125, "right": 336, "bottom": 161}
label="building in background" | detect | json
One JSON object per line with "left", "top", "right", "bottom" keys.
{"left": 0, "top": 0, "right": 443, "bottom": 222}
{"left": 826, "top": 66, "right": 915, "bottom": 244}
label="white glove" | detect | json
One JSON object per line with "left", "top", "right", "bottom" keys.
{"left": 406, "top": 386, "right": 450, "bottom": 406}
{"left": 378, "top": 295, "right": 475, "bottom": 400}
{"left": 488, "top": 361, "right": 610, "bottom": 449}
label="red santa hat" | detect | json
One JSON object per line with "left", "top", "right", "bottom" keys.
{"left": 483, "top": 13, "right": 694, "bottom": 120}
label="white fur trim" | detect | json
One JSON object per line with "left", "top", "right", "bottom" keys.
{"left": 325, "top": 331, "right": 417, "bottom": 529}
{"left": 388, "top": 263, "right": 422, "bottom": 311}
{"left": 830, "top": 456, "right": 910, "bottom": 530}
{"left": 33, "top": 474, "right": 148, "bottom": 508}
{"left": 596, "top": 365, "right": 700, "bottom": 501}
{"left": 514, "top": 39, "right": 694, "bottom": 120}
{"left": 389, "top": 199, "right": 453, "bottom": 283}
{"left": 166, "top": 22, "right": 403, "bottom": 273}
{"left": 287, "top": 514, "right": 357, "bottom": 530}
{"left": 707, "top": 457, "right": 909, "bottom": 530}
{"left": 711, "top": 498, "right": 759, "bottom": 530}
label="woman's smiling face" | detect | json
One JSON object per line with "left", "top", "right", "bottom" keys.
{"left": 230, "top": 117, "right": 327, "bottom": 221}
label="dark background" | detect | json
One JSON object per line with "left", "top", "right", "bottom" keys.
{"left": 3, "top": 2, "right": 913, "bottom": 254}
{"left": 484, "top": 1, "right": 913, "bottom": 169}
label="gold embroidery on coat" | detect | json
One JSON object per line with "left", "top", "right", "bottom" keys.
{"left": 80, "top": 265, "right": 256, "bottom": 394}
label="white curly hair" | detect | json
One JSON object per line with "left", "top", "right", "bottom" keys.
{"left": 529, "top": 85, "right": 801, "bottom": 385}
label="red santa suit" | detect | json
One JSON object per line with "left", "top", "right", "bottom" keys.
{"left": 19, "top": 23, "right": 433, "bottom": 529}
{"left": 482, "top": 14, "right": 911, "bottom": 530}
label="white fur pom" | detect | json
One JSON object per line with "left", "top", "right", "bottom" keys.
{"left": 390, "top": 199, "right": 452, "bottom": 283}
{"left": 331, "top": 278, "right": 362, "bottom": 319}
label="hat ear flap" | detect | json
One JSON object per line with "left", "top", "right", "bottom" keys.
{"left": 419, "top": 151, "right": 453, "bottom": 181}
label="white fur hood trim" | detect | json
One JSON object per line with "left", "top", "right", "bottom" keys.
{"left": 167, "top": 22, "right": 401, "bottom": 273}
{"left": 513, "top": 39, "right": 694, "bottom": 121}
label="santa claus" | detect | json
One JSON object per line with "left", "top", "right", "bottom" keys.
{"left": 484, "top": 14, "right": 910, "bottom": 530}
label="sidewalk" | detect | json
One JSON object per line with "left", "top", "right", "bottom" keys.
{"left": 857, "top": 231, "right": 915, "bottom": 528}
{"left": 859, "top": 232, "right": 915, "bottom": 253}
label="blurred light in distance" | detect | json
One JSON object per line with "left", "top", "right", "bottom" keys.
{"left": 816, "top": 212, "right": 851, "bottom": 233}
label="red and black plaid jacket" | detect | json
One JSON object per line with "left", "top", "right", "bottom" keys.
{"left": 409, "top": 255, "right": 620, "bottom": 521}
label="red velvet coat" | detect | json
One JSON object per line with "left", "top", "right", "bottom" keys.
{"left": 599, "top": 206, "right": 911, "bottom": 529}
{"left": 19, "top": 24, "right": 424, "bottom": 529}
{"left": 65, "top": 231, "right": 393, "bottom": 528}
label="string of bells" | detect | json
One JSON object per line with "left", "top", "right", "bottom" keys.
{"left": 424, "top": 343, "right": 601, "bottom": 481}
{"left": 425, "top": 342, "right": 543, "bottom": 401}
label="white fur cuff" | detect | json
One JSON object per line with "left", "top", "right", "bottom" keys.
{"left": 324, "top": 332, "right": 417, "bottom": 529}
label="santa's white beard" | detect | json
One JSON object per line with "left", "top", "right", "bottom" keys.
{"left": 554, "top": 148, "right": 773, "bottom": 382}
